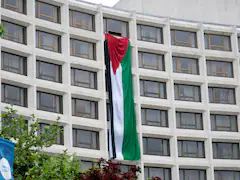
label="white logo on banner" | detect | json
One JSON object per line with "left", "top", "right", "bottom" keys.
{"left": 0, "top": 158, "right": 12, "bottom": 180}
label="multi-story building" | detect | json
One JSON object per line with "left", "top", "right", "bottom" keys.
{"left": 0, "top": 0, "right": 240, "bottom": 179}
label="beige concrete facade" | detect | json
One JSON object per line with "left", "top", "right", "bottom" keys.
{"left": 0, "top": 0, "right": 240, "bottom": 179}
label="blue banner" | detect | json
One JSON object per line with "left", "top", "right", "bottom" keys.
{"left": 0, "top": 138, "right": 15, "bottom": 180}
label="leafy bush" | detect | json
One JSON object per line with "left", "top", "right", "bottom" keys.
{"left": 0, "top": 107, "right": 161, "bottom": 180}
{"left": 0, "top": 24, "right": 5, "bottom": 37}
{"left": 77, "top": 158, "right": 141, "bottom": 180}
{"left": 0, "top": 106, "right": 80, "bottom": 179}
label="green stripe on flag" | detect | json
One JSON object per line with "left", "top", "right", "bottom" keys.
{"left": 121, "top": 44, "right": 140, "bottom": 160}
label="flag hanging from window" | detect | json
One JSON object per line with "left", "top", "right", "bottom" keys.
{"left": 105, "top": 34, "right": 140, "bottom": 161}
{"left": 0, "top": 138, "right": 15, "bottom": 180}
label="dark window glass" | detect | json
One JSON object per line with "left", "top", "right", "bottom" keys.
{"left": 208, "top": 87, "right": 235, "bottom": 104}
{"left": 69, "top": 10, "right": 94, "bottom": 31}
{"left": 144, "top": 167, "right": 171, "bottom": 180}
{"left": 141, "top": 108, "right": 168, "bottom": 127}
{"left": 38, "top": 123, "right": 64, "bottom": 145}
{"left": 180, "top": 169, "right": 206, "bottom": 180}
{"left": 71, "top": 68, "right": 96, "bottom": 89}
{"left": 35, "top": 1, "right": 60, "bottom": 23}
{"left": 215, "top": 170, "right": 240, "bottom": 180}
{"left": 119, "top": 165, "right": 132, "bottom": 173}
{"left": 204, "top": 34, "right": 231, "bottom": 51}
{"left": 137, "top": 24, "right": 163, "bottom": 43}
{"left": 174, "top": 84, "right": 201, "bottom": 102}
{"left": 173, "top": 57, "right": 199, "bottom": 75}
{"left": 36, "top": 31, "right": 61, "bottom": 53}
{"left": 80, "top": 161, "right": 96, "bottom": 171}
{"left": 176, "top": 112, "right": 203, "bottom": 130}
{"left": 138, "top": 52, "right": 164, "bottom": 71}
{"left": 36, "top": 61, "right": 62, "bottom": 83}
{"left": 238, "top": 37, "right": 240, "bottom": 52}
{"left": 1, "top": 0, "right": 26, "bottom": 14}
{"left": 37, "top": 91, "right": 62, "bottom": 113}
{"left": 1, "top": 52, "right": 27, "bottom": 75}
{"left": 143, "top": 137, "right": 170, "bottom": 156}
{"left": 213, "top": 142, "right": 239, "bottom": 159}
{"left": 70, "top": 39, "right": 95, "bottom": 60}
{"left": 207, "top": 60, "right": 233, "bottom": 78}
{"left": 171, "top": 29, "right": 197, "bottom": 48}
{"left": 2, "top": 21, "right": 26, "bottom": 44}
{"left": 72, "top": 129, "right": 99, "bottom": 149}
{"left": 107, "top": 129, "right": 109, "bottom": 151}
{"left": 211, "top": 114, "right": 237, "bottom": 132}
{"left": 103, "top": 18, "right": 128, "bottom": 37}
{"left": 106, "top": 103, "right": 110, "bottom": 121}
{"left": 140, "top": 80, "right": 166, "bottom": 99}
{"left": 1, "top": 84, "right": 27, "bottom": 107}
{"left": 105, "top": 70, "right": 108, "bottom": 92}
{"left": 72, "top": 98, "right": 98, "bottom": 119}
{"left": 178, "top": 140, "right": 205, "bottom": 158}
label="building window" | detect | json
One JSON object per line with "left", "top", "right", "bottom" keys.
{"left": 211, "top": 114, "right": 237, "bottom": 132}
{"left": 103, "top": 18, "right": 128, "bottom": 37}
{"left": 119, "top": 165, "right": 133, "bottom": 173}
{"left": 35, "top": 1, "right": 60, "bottom": 23}
{"left": 174, "top": 84, "right": 201, "bottom": 102}
{"left": 2, "top": 0, "right": 26, "bottom": 14}
{"left": 80, "top": 161, "right": 96, "bottom": 171}
{"left": 36, "top": 61, "right": 62, "bottom": 83}
{"left": 204, "top": 34, "right": 231, "bottom": 51}
{"left": 37, "top": 91, "right": 63, "bottom": 114}
{"left": 171, "top": 29, "right": 197, "bottom": 48}
{"left": 213, "top": 142, "right": 239, "bottom": 159}
{"left": 72, "top": 129, "right": 99, "bottom": 149}
{"left": 69, "top": 10, "right": 94, "bottom": 31}
{"left": 38, "top": 123, "right": 64, "bottom": 145}
{"left": 180, "top": 169, "right": 206, "bottom": 180}
{"left": 238, "top": 37, "right": 240, "bottom": 52}
{"left": 137, "top": 24, "right": 163, "bottom": 43}
{"left": 1, "top": 84, "right": 27, "bottom": 107}
{"left": 143, "top": 137, "right": 170, "bottom": 156}
{"left": 214, "top": 170, "right": 240, "bottom": 180}
{"left": 72, "top": 98, "right": 98, "bottom": 119}
{"left": 176, "top": 112, "right": 203, "bottom": 130}
{"left": 144, "top": 167, "right": 171, "bottom": 180}
{"left": 207, "top": 60, "right": 233, "bottom": 78}
{"left": 105, "top": 70, "right": 108, "bottom": 92}
{"left": 2, "top": 21, "right": 26, "bottom": 44}
{"left": 36, "top": 31, "right": 61, "bottom": 53}
{"left": 173, "top": 57, "right": 199, "bottom": 75}
{"left": 70, "top": 39, "right": 95, "bottom": 60}
{"left": 141, "top": 108, "right": 168, "bottom": 127}
{"left": 208, "top": 87, "right": 235, "bottom": 104}
{"left": 138, "top": 52, "right": 164, "bottom": 71}
{"left": 1, "top": 52, "right": 27, "bottom": 75}
{"left": 178, "top": 140, "right": 205, "bottom": 158}
{"left": 140, "top": 80, "right": 166, "bottom": 99}
{"left": 71, "top": 68, "right": 96, "bottom": 89}
{"left": 106, "top": 103, "right": 110, "bottom": 121}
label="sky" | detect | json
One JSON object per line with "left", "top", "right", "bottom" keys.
{"left": 83, "top": 0, "right": 119, "bottom": 6}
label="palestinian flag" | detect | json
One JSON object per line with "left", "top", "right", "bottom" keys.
{"left": 105, "top": 34, "right": 140, "bottom": 161}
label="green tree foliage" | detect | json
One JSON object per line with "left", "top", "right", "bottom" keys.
{"left": 0, "top": 24, "right": 5, "bottom": 37}
{"left": 0, "top": 106, "right": 81, "bottom": 179}
{"left": 26, "top": 150, "right": 80, "bottom": 180}
{"left": 0, "top": 106, "right": 161, "bottom": 180}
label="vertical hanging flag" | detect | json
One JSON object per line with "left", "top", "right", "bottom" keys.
{"left": 105, "top": 34, "right": 140, "bottom": 161}
{"left": 0, "top": 138, "right": 15, "bottom": 180}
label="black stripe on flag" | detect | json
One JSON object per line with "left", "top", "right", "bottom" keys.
{"left": 104, "top": 40, "right": 116, "bottom": 159}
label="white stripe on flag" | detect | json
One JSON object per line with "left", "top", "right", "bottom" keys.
{"left": 110, "top": 62, "right": 124, "bottom": 160}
